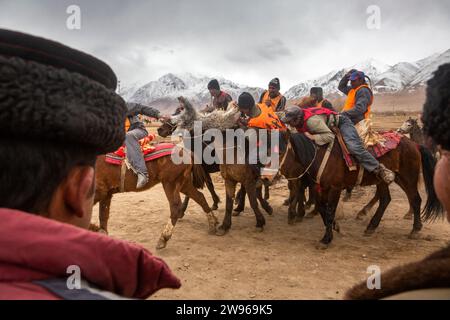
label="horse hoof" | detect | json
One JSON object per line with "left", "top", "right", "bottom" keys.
{"left": 233, "top": 210, "right": 242, "bottom": 217}
{"left": 282, "top": 199, "right": 290, "bottom": 206}
{"left": 408, "top": 232, "right": 421, "bottom": 240}
{"left": 212, "top": 204, "right": 219, "bottom": 211}
{"left": 316, "top": 242, "right": 329, "bottom": 250}
{"left": 364, "top": 229, "right": 375, "bottom": 236}
{"left": 333, "top": 222, "right": 341, "bottom": 233}
{"left": 156, "top": 239, "right": 167, "bottom": 250}
{"left": 266, "top": 206, "right": 273, "bottom": 215}
{"left": 255, "top": 226, "right": 264, "bottom": 233}
{"left": 215, "top": 227, "right": 228, "bottom": 236}
{"left": 98, "top": 228, "right": 108, "bottom": 235}
{"left": 403, "top": 213, "right": 413, "bottom": 220}
{"left": 304, "top": 212, "right": 316, "bottom": 219}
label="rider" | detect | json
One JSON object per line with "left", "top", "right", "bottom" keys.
{"left": 236, "top": 92, "right": 286, "bottom": 177}
{"left": 125, "top": 102, "right": 162, "bottom": 189}
{"left": 338, "top": 69, "right": 373, "bottom": 125}
{"left": 309, "top": 87, "right": 335, "bottom": 111}
{"left": 259, "top": 78, "right": 287, "bottom": 112}
{"left": 201, "top": 79, "right": 233, "bottom": 113}
{"left": 281, "top": 105, "right": 395, "bottom": 184}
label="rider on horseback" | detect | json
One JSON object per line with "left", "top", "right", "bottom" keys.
{"left": 281, "top": 105, "right": 395, "bottom": 184}
{"left": 125, "top": 102, "right": 162, "bottom": 189}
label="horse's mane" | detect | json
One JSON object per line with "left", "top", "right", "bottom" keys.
{"left": 174, "top": 96, "right": 240, "bottom": 131}
{"left": 289, "top": 132, "right": 316, "bottom": 168}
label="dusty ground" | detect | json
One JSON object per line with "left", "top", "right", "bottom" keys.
{"left": 92, "top": 115, "right": 450, "bottom": 300}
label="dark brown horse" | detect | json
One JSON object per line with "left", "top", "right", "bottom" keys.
{"left": 280, "top": 130, "right": 443, "bottom": 248}
{"left": 94, "top": 151, "right": 218, "bottom": 250}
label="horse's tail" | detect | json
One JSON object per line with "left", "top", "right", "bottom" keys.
{"left": 192, "top": 164, "right": 207, "bottom": 189}
{"left": 419, "top": 144, "right": 444, "bottom": 221}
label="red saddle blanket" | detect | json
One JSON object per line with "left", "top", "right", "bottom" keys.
{"left": 342, "top": 131, "right": 403, "bottom": 169}
{"left": 105, "top": 138, "right": 176, "bottom": 165}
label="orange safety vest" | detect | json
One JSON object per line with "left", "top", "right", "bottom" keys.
{"left": 248, "top": 103, "right": 286, "bottom": 130}
{"left": 261, "top": 91, "right": 283, "bottom": 112}
{"left": 342, "top": 85, "right": 373, "bottom": 119}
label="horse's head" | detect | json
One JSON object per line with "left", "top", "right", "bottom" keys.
{"left": 397, "top": 117, "right": 418, "bottom": 134}
{"left": 157, "top": 118, "right": 178, "bottom": 138}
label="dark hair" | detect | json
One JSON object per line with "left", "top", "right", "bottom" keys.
{"left": 0, "top": 138, "right": 96, "bottom": 214}
{"left": 422, "top": 63, "right": 450, "bottom": 150}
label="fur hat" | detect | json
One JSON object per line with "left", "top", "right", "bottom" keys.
{"left": 0, "top": 29, "right": 127, "bottom": 154}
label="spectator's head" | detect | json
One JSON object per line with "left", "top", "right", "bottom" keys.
{"left": 349, "top": 70, "right": 366, "bottom": 89}
{"left": 237, "top": 92, "right": 255, "bottom": 116}
{"left": 268, "top": 78, "right": 281, "bottom": 98}
{"left": 207, "top": 79, "right": 221, "bottom": 98}
{"left": 422, "top": 63, "right": 450, "bottom": 220}
{"left": 0, "top": 29, "right": 127, "bottom": 229}
{"left": 310, "top": 87, "right": 324, "bottom": 102}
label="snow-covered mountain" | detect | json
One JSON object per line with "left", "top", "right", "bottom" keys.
{"left": 284, "top": 59, "right": 390, "bottom": 99}
{"left": 124, "top": 73, "right": 265, "bottom": 112}
{"left": 285, "top": 49, "right": 450, "bottom": 99}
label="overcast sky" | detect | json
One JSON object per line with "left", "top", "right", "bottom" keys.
{"left": 1, "top": 0, "right": 450, "bottom": 89}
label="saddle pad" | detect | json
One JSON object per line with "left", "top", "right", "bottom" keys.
{"left": 342, "top": 131, "right": 403, "bottom": 169}
{"left": 105, "top": 143, "right": 176, "bottom": 165}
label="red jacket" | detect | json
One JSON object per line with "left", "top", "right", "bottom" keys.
{"left": 0, "top": 208, "right": 181, "bottom": 300}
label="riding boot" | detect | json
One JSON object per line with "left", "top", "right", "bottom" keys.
{"left": 373, "top": 164, "right": 395, "bottom": 184}
{"left": 136, "top": 172, "right": 149, "bottom": 189}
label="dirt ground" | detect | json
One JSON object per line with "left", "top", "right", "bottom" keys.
{"left": 92, "top": 115, "right": 450, "bottom": 300}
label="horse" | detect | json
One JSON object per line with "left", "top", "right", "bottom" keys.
{"left": 94, "top": 151, "right": 218, "bottom": 250}
{"left": 158, "top": 119, "right": 221, "bottom": 213}
{"left": 280, "top": 130, "right": 443, "bottom": 249}
{"left": 158, "top": 97, "right": 272, "bottom": 217}
{"left": 398, "top": 117, "right": 438, "bottom": 156}
{"left": 167, "top": 97, "right": 273, "bottom": 234}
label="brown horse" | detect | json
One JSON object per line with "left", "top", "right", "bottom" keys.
{"left": 94, "top": 152, "right": 218, "bottom": 249}
{"left": 280, "top": 130, "right": 443, "bottom": 248}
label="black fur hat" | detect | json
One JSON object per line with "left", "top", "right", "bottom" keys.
{"left": 0, "top": 29, "right": 127, "bottom": 154}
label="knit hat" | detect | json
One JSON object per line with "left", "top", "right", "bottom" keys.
{"left": 269, "top": 78, "right": 280, "bottom": 90}
{"left": 237, "top": 92, "right": 255, "bottom": 109}
{"left": 0, "top": 29, "right": 127, "bottom": 154}
{"left": 207, "top": 79, "right": 220, "bottom": 91}
{"left": 281, "top": 105, "right": 303, "bottom": 124}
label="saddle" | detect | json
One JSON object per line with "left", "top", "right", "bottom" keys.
{"left": 105, "top": 133, "right": 175, "bottom": 165}
{"left": 331, "top": 126, "right": 403, "bottom": 170}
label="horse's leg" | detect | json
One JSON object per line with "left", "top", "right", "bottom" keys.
{"left": 355, "top": 193, "right": 379, "bottom": 220}
{"left": 156, "top": 182, "right": 183, "bottom": 249}
{"left": 342, "top": 187, "right": 353, "bottom": 202}
{"left": 364, "top": 183, "right": 391, "bottom": 236}
{"left": 263, "top": 182, "right": 270, "bottom": 201}
{"left": 295, "top": 179, "right": 307, "bottom": 222}
{"left": 98, "top": 193, "right": 112, "bottom": 234}
{"left": 317, "top": 188, "right": 340, "bottom": 249}
{"left": 305, "top": 185, "right": 314, "bottom": 210}
{"left": 395, "top": 176, "right": 422, "bottom": 238}
{"left": 233, "top": 184, "right": 246, "bottom": 216}
{"left": 217, "top": 179, "right": 237, "bottom": 236}
{"left": 287, "top": 180, "right": 299, "bottom": 225}
{"left": 181, "top": 182, "right": 218, "bottom": 235}
{"left": 256, "top": 185, "right": 273, "bottom": 215}
{"left": 180, "top": 196, "right": 190, "bottom": 219}
{"left": 246, "top": 181, "right": 266, "bottom": 231}
{"left": 305, "top": 184, "right": 319, "bottom": 218}
{"left": 403, "top": 207, "right": 413, "bottom": 220}
{"left": 205, "top": 172, "right": 220, "bottom": 211}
